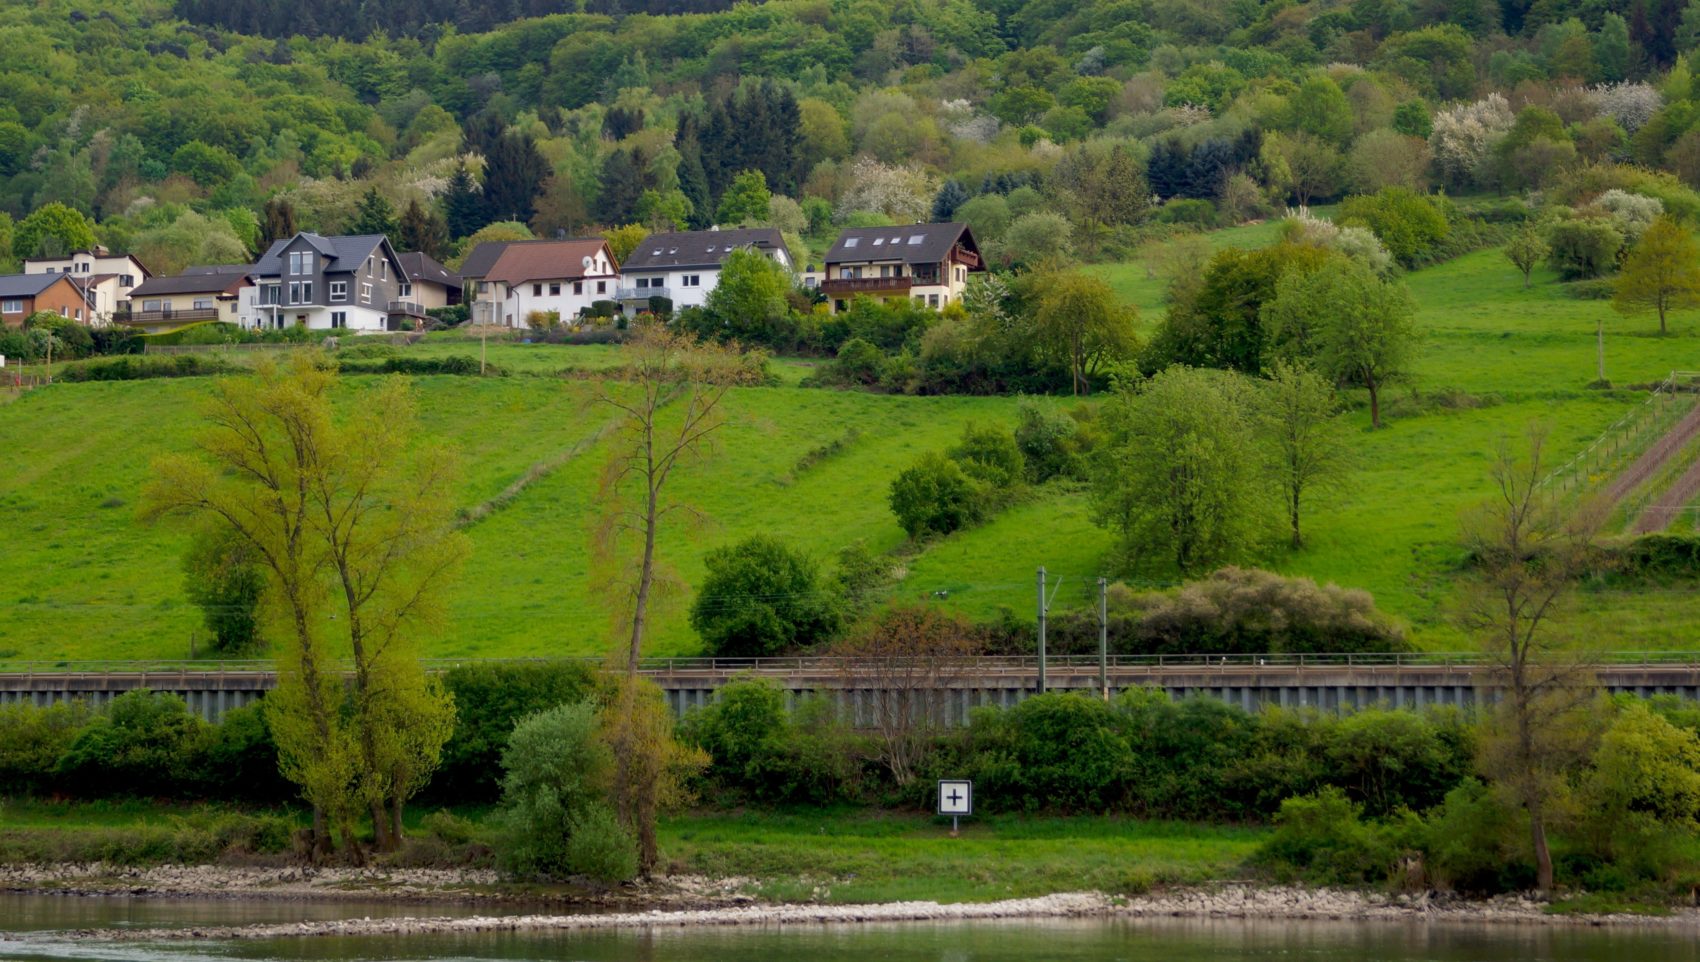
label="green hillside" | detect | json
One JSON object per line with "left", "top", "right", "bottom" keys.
{"left": 7, "top": 234, "right": 1700, "bottom": 662}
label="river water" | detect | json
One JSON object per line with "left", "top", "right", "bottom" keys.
{"left": 1, "top": 894, "right": 1698, "bottom": 962}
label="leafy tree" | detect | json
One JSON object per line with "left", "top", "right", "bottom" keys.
{"left": 14, "top": 203, "right": 96, "bottom": 260}
{"left": 1029, "top": 270, "right": 1139, "bottom": 394}
{"left": 598, "top": 675, "right": 706, "bottom": 876}
{"left": 396, "top": 198, "right": 448, "bottom": 259}
{"left": 889, "top": 452, "right": 985, "bottom": 539}
{"left": 948, "top": 422, "right": 1026, "bottom": 490}
{"left": 602, "top": 223, "right": 649, "bottom": 264}
{"left": 702, "top": 247, "right": 793, "bottom": 344}
{"left": 636, "top": 189, "right": 692, "bottom": 231}
{"left": 999, "top": 211, "right": 1075, "bottom": 266}
{"left": 438, "top": 661, "right": 596, "bottom": 803}
{"left": 715, "top": 170, "right": 772, "bottom": 226}
{"left": 1289, "top": 75, "right": 1354, "bottom": 146}
{"left": 1267, "top": 258, "right": 1416, "bottom": 428}
{"left": 931, "top": 179, "right": 970, "bottom": 222}
{"left": 54, "top": 691, "right": 209, "bottom": 798}
{"left": 347, "top": 187, "right": 398, "bottom": 237}
{"left": 1614, "top": 214, "right": 1700, "bottom": 334}
{"left": 133, "top": 211, "right": 250, "bottom": 276}
{"left": 1262, "top": 132, "right": 1343, "bottom": 206}
{"left": 1259, "top": 360, "right": 1353, "bottom": 549}
{"left": 1545, "top": 214, "right": 1624, "bottom": 280}
{"left": 1504, "top": 224, "right": 1549, "bottom": 289}
{"left": 1595, "top": 13, "right": 1632, "bottom": 83}
{"left": 1150, "top": 243, "right": 1334, "bottom": 374}
{"left": 449, "top": 221, "right": 533, "bottom": 270}
{"left": 1459, "top": 429, "right": 1602, "bottom": 894}
{"left": 1337, "top": 187, "right": 1450, "bottom": 267}
{"left": 171, "top": 141, "right": 242, "bottom": 188}
{"left": 182, "top": 523, "right": 265, "bottom": 654}
{"left": 1391, "top": 100, "right": 1433, "bottom": 139}
{"left": 689, "top": 536, "right": 840, "bottom": 657}
{"left": 1089, "top": 366, "right": 1268, "bottom": 575}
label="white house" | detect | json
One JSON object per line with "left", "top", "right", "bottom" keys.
{"left": 470, "top": 238, "right": 620, "bottom": 328}
{"left": 124, "top": 266, "right": 257, "bottom": 332}
{"left": 615, "top": 228, "right": 792, "bottom": 315}
{"left": 23, "top": 247, "right": 152, "bottom": 326}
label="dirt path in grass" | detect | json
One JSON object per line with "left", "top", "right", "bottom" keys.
{"left": 1601, "top": 401, "right": 1700, "bottom": 511}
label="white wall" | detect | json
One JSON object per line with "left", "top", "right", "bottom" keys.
{"left": 508, "top": 275, "right": 618, "bottom": 326}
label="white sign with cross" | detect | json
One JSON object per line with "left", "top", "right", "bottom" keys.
{"left": 938, "top": 779, "right": 972, "bottom": 835}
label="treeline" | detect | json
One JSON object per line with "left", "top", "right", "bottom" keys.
{"left": 173, "top": 0, "right": 743, "bottom": 41}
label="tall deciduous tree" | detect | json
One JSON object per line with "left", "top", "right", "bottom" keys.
{"left": 1089, "top": 366, "right": 1270, "bottom": 575}
{"left": 1613, "top": 215, "right": 1700, "bottom": 335}
{"left": 1259, "top": 360, "right": 1353, "bottom": 549}
{"left": 714, "top": 170, "right": 771, "bottom": 226}
{"left": 261, "top": 197, "right": 298, "bottom": 246}
{"left": 1458, "top": 428, "right": 1603, "bottom": 895}
{"left": 142, "top": 357, "right": 466, "bottom": 860}
{"left": 1274, "top": 258, "right": 1416, "bottom": 429}
{"left": 1029, "top": 269, "right": 1139, "bottom": 395}
{"left": 14, "top": 203, "right": 96, "bottom": 260}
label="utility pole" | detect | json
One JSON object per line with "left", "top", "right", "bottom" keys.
{"left": 1098, "top": 577, "right": 1109, "bottom": 701}
{"left": 1036, "top": 567, "right": 1047, "bottom": 695}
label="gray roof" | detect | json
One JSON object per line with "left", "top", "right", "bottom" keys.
{"left": 457, "top": 239, "right": 554, "bottom": 280}
{"left": 130, "top": 268, "right": 252, "bottom": 298}
{"left": 254, "top": 233, "right": 389, "bottom": 277}
{"left": 620, "top": 229, "right": 787, "bottom": 271}
{"left": 824, "top": 222, "right": 979, "bottom": 266}
{"left": 397, "top": 251, "right": 460, "bottom": 291}
{"left": 0, "top": 273, "right": 70, "bottom": 298}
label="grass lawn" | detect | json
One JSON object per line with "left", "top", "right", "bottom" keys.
{"left": 7, "top": 218, "right": 1700, "bottom": 661}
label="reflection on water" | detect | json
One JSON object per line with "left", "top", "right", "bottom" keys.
{"left": 3, "top": 896, "right": 1700, "bottom": 962}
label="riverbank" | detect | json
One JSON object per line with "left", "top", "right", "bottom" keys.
{"left": 22, "top": 882, "right": 1700, "bottom": 942}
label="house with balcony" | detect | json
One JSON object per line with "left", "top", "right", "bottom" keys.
{"left": 23, "top": 247, "right": 152, "bottom": 326}
{"left": 615, "top": 228, "right": 791, "bottom": 316}
{"left": 819, "top": 222, "right": 983, "bottom": 313}
{"left": 396, "top": 252, "right": 461, "bottom": 312}
{"left": 251, "top": 233, "right": 410, "bottom": 332}
{"left": 122, "top": 267, "right": 256, "bottom": 332}
{"left": 464, "top": 239, "right": 619, "bottom": 328}
{"left": 0, "top": 273, "right": 94, "bottom": 326}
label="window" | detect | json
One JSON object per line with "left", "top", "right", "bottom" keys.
{"left": 682, "top": 274, "right": 701, "bottom": 287}
{"left": 873, "top": 238, "right": 885, "bottom": 246}
{"left": 330, "top": 281, "right": 347, "bottom": 302}
{"left": 596, "top": 281, "right": 606, "bottom": 294}
{"left": 59, "top": 306, "right": 67, "bottom": 317}
{"left": 366, "top": 256, "right": 374, "bottom": 276}
{"left": 909, "top": 235, "right": 926, "bottom": 245}
{"left": 533, "top": 283, "right": 543, "bottom": 297}
{"left": 301, "top": 282, "right": 313, "bottom": 303}
{"left": 261, "top": 285, "right": 279, "bottom": 305}
{"left": 120, "top": 275, "right": 134, "bottom": 287}
{"left": 399, "top": 282, "right": 412, "bottom": 298}
{"left": 361, "top": 283, "right": 373, "bottom": 302}
{"left": 380, "top": 260, "right": 388, "bottom": 280}
{"left": 3, "top": 299, "right": 23, "bottom": 313}
{"left": 288, "top": 282, "right": 302, "bottom": 304}
{"left": 928, "top": 294, "right": 940, "bottom": 308}
{"left": 288, "top": 252, "right": 314, "bottom": 275}
{"left": 142, "top": 300, "right": 162, "bottom": 312}
{"left": 573, "top": 281, "right": 583, "bottom": 295}
{"left": 78, "top": 263, "right": 90, "bottom": 273}
{"left": 193, "top": 298, "right": 214, "bottom": 310}
{"left": 75, "top": 308, "right": 83, "bottom": 320}
{"left": 331, "top": 311, "right": 347, "bottom": 329}
{"left": 843, "top": 237, "right": 859, "bottom": 248}
{"left": 879, "top": 265, "right": 891, "bottom": 278}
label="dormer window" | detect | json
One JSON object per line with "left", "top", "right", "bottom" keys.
{"left": 288, "top": 252, "right": 314, "bottom": 274}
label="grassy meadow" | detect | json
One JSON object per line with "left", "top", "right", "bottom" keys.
{"left": 5, "top": 225, "right": 1700, "bottom": 662}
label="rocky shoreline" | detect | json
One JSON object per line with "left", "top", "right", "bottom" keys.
{"left": 4, "top": 865, "right": 1697, "bottom": 939}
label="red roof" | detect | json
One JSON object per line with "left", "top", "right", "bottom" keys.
{"left": 484, "top": 240, "right": 615, "bottom": 286}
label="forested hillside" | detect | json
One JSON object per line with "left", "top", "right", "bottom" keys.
{"left": 5, "top": 0, "right": 1700, "bottom": 275}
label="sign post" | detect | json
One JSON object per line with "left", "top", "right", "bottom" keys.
{"left": 937, "top": 779, "right": 972, "bottom": 836}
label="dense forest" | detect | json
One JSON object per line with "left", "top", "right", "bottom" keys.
{"left": 4, "top": 0, "right": 1700, "bottom": 279}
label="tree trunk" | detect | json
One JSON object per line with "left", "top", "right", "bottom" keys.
{"left": 390, "top": 794, "right": 406, "bottom": 847}
{"left": 1659, "top": 301, "right": 1668, "bottom": 335}
{"left": 628, "top": 483, "right": 659, "bottom": 675}
{"left": 1522, "top": 269, "right": 1531, "bottom": 289}
{"left": 370, "top": 800, "right": 393, "bottom": 852}
{"left": 311, "top": 807, "right": 334, "bottom": 864}
{"left": 1367, "top": 377, "right": 1381, "bottom": 429}
{"left": 1532, "top": 813, "right": 1554, "bottom": 894}
{"left": 1289, "top": 487, "right": 1302, "bottom": 549}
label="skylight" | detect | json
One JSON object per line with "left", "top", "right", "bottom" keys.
{"left": 873, "top": 238, "right": 885, "bottom": 246}
{"left": 844, "top": 237, "right": 859, "bottom": 248}
{"left": 909, "top": 235, "right": 925, "bottom": 244}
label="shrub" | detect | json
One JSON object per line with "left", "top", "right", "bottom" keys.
{"left": 1118, "top": 567, "right": 1407, "bottom": 655}
{"left": 889, "top": 452, "right": 986, "bottom": 539}
{"left": 181, "top": 524, "right": 265, "bottom": 654}
{"left": 1544, "top": 213, "right": 1624, "bottom": 279}
{"left": 201, "top": 704, "right": 291, "bottom": 804}
{"left": 830, "top": 337, "right": 885, "bottom": 385}
{"left": 948, "top": 422, "right": 1025, "bottom": 490}
{"left": 54, "top": 691, "right": 210, "bottom": 798}
{"left": 1257, "top": 787, "right": 1398, "bottom": 884}
{"left": 1322, "top": 708, "right": 1471, "bottom": 816}
{"left": 495, "top": 701, "right": 636, "bottom": 882}
{"left": 526, "top": 310, "right": 562, "bottom": 331}
{"left": 420, "top": 809, "right": 480, "bottom": 845}
{"left": 0, "top": 701, "right": 92, "bottom": 795}
{"left": 336, "top": 355, "right": 495, "bottom": 376}
{"left": 688, "top": 536, "right": 841, "bottom": 658}
{"left": 436, "top": 661, "right": 598, "bottom": 803}
{"left": 1156, "top": 198, "right": 1218, "bottom": 227}
{"left": 681, "top": 679, "right": 861, "bottom": 805}
{"left": 563, "top": 804, "right": 640, "bottom": 884}
{"left": 57, "top": 354, "right": 236, "bottom": 381}
{"left": 1421, "top": 778, "right": 1531, "bottom": 893}
{"left": 1337, "top": 187, "right": 1451, "bottom": 267}
{"left": 978, "top": 693, "right": 1134, "bottom": 811}
{"left": 1014, "top": 401, "right": 1087, "bottom": 482}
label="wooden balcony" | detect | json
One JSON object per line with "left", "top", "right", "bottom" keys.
{"left": 820, "top": 276, "right": 913, "bottom": 296}
{"left": 387, "top": 300, "right": 429, "bottom": 317}
{"left": 117, "top": 307, "right": 219, "bottom": 326}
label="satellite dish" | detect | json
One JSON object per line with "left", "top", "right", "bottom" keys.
{"left": 582, "top": 255, "right": 594, "bottom": 269}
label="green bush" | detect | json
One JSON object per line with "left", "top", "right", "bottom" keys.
{"left": 889, "top": 451, "right": 986, "bottom": 539}
{"left": 436, "top": 660, "right": 598, "bottom": 803}
{"left": 995, "top": 693, "right": 1133, "bottom": 812}
{"left": 830, "top": 337, "right": 884, "bottom": 385}
{"left": 1257, "top": 787, "right": 1401, "bottom": 884}
{"left": 1156, "top": 198, "right": 1217, "bottom": 227}
{"left": 681, "top": 680, "right": 862, "bottom": 805}
{"left": 337, "top": 354, "right": 496, "bottom": 376}
{"left": 948, "top": 422, "right": 1025, "bottom": 490}
{"left": 688, "top": 536, "right": 841, "bottom": 658}
{"left": 181, "top": 524, "right": 265, "bottom": 654}
{"left": 420, "top": 809, "right": 480, "bottom": 845}
{"left": 139, "top": 321, "right": 245, "bottom": 347}
{"left": 54, "top": 691, "right": 210, "bottom": 798}
{"left": 57, "top": 354, "right": 236, "bottom": 381}
{"left": 0, "top": 701, "right": 92, "bottom": 795}
{"left": 1421, "top": 778, "right": 1531, "bottom": 894}
{"left": 1545, "top": 214, "right": 1624, "bottom": 279}
{"left": 495, "top": 701, "right": 637, "bottom": 882}
{"left": 1338, "top": 187, "right": 1450, "bottom": 267}
{"left": 1014, "top": 401, "right": 1090, "bottom": 482}
{"left": 1323, "top": 708, "right": 1470, "bottom": 817}
{"left": 201, "top": 705, "right": 291, "bottom": 804}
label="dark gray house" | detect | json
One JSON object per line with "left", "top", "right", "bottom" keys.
{"left": 252, "top": 233, "right": 411, "bottom": 332}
